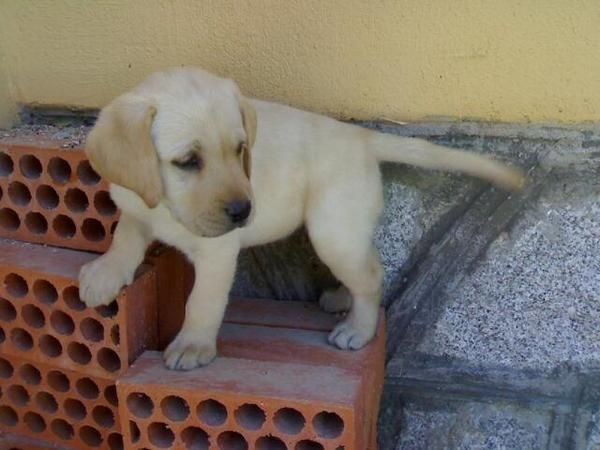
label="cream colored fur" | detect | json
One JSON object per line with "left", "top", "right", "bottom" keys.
{"left": 79, "top": 67, "right": 524, "bottom": 370}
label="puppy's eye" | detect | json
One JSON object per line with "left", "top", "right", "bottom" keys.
{"left": 172, "top": 153, "right": 203, "bottom": 171}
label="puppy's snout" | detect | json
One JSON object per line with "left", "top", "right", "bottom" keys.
{"left": 225, "top": 199, "right": 252, "bottom": 225}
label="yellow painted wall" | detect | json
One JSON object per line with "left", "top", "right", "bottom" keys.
{"left": 0, "top": 0, "right": 599, "bottom": 127}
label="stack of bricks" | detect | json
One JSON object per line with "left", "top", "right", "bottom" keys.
{"left": 0, "top": 132, "right": 159, "bottom": 450}
{"left": 0, "top": 130, "right": 385, "bottom": 450}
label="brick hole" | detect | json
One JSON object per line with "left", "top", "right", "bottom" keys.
{"left": 127, "top": 392, "right": 153, "bottom": 418}
{"left": 76, "top": 377, "right": 99, "bottom": 399}
{"left": 64, "top": 398, "right": 87, "bottom": 420}
{"left": 22, "top": 304, "right": 45, "bottom": 328}
{"left": 63, "top": 285, "right": 85, "bottom": 311}
{"left": 25, "top": 212, "right": 48, "bottom": 234}
{"left": 36, "top": 185, "right": 60, "bottom": 209}
{"left": 24, "top": 411, "right": 46, "bottom": 433}
{"left": 80, "top": 425, "right": 103, "bottom": 447}
{"left": 0, "top": 151, "right": 14, "bottom": 176}
{"left": 234, "top": 403, "right": 266, "bottom": 431}
{"left": 0, "top": 298, "right": 17, "bottom": 321}
{"left": 50, "top": 418, "right": 74, "bottom": 440}
{"left": 0, "top": 357, "right": 14, "bottom": 378}
{"left": 182, "top": 426, "right": 209, "bottom": 450}
{"left": 48, "top": 157, "right": 71, "bottom": 184}
{"left": 108, "top": 432, "right": 124, "bottom": 450}
{"left": 110, "top": 221, "right": 118, "bottom": 235}
{"left": 256, "top": 436, "right": 286, "bottom": 450}
{"left": 0, "top": 326, "right": 4, "bottom": 343}
{"left": 67, "top": 342, "right": 92, "bottom": 365}
{"left": 161, "top": 395, "right": 190, "bottom": 421}
{"left": 129, "top": 421, "right": 141, "bottom": 443}
{"left": 50, "top": 310, "right": 75, "bottom": 335}
{"left": 39, "top": 334, "right": 63, "bottom": 358}
{"left": 65, "top": 188, "right": 89, "bottom": 212}
{"left": 96, "top": 300, "right": 119, "bottom": 318}
{"left": 295, "top": 441, "right": 324, "bottom": 450}
{"left": 82, "top": 218, "right": 106, "bottom": 241}
{"left": 148, "top": 422, "right": 175, "bottom": 448}
{"left": 5, "top": 273, "right": 28, "bottom": 297}
{"left": 7, "top": 384, "right": 30, "bottom": 406}
{"left": 217, "top": 431, "right": 248, "bottom": 450}
{"left": 34, "top": 279, "right": 58, "bottom": 305}
{"left": 312, "top": 412, "right": 344, "bottom": 439}
{"left": 93, "top": 404, "right": 115, "bottom": 428}
{"left": 80, "top": 317, "right": 104, "bottom": 342}
{"left": 8, "top": 181, "right": 31, "bottom": 206}
{"left": 0, "top": 208, "right": 20, "bottom": 231}
{"left": 274, "top": 407, "right": 305, "bottom": 435}
{"left": 19, "top": 155, "right": 42, "bottom": 179}
{"left": 47, "top": 370, "right": 70, "bottom": 392}
{"left": 110, "top": 324, "right": 120, "bottom": 345}
{"left": 197, "top": 399, "right": 227, "bottom": 426}
{"left": 98, "top": 347, "right": 121, "bottom": 372}
{"left": 36, "top": 391, "right": 58, "bottom": 413}
{"left": 104, "top": 384, "right": 118, "bottom": 406}
{"left": 0, "top": 405, "right": 18, "bottom": 426}
{"left": 77, "top": 160, "right": 100, "bottom": 185}
{"left": 53, "top": 214, "right": 76, "bottom": 238}
{"left": 94, "top": 191, "right": 117, "bottom": 216}
{"left": 11, "top": 327, "right": 33, "bottom": 350}
{"left": 18, "top": 363, "right": 41, "bottom": 385}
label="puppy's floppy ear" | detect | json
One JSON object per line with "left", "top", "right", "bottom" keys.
{"left": 239, "top": 97, "right": 257, "bottom": 178}
{"left": 86, "top": 94, "right": 162, "bottom": 208}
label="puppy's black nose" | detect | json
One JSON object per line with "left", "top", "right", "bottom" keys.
{"left": 225, "top": 199, "right": 252, "bottom": 224}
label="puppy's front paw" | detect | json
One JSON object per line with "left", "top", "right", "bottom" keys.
{"left": 328, "top": 313, "right": 377, "bottom": 350}
{"left": 79, "top": 256, "right": 134, "bottom": 308}
{"left": 164, "top": 330, "right": 217, "bottom": 371}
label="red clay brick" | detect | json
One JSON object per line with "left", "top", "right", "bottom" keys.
{"left": 0, "top": 239, "right": 157, "bottom": 379}
{"left": 0, "top": 139, "right": 117, "bottom": 253}
{"left": 118, "top": 352, "right": 363, "bottom": 450}
{"left": 117, "top": 301, "right": 385, "bottom": 450}
{"left": 0, "top": 353, "right": 123, "bottom": 450}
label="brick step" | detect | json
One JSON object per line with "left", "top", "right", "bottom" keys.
{"left": 0, "top": 353, "right": 122, "bottom": 450}
{"left": 0, "top": 239, "right": 158, "bottom": 379}
{"left": 117, "top": 308, "right": 386, "bottom": 450}
{"left": 0, "top": 135, "right": 117, "bottom": 253}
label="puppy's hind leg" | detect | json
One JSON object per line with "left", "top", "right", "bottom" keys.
{"left": 307, "top": 183, "right": 384, "bottom": 350}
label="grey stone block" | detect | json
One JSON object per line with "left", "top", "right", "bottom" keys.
{"left": 395, "top": 399, "right": 552, "bottom": 450}
{"left": 418, "top": 173, "right": 600, "bottom": 372}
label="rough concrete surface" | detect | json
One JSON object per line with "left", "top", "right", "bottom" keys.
{"left": 419, "top": 173, "right": 600, "bottom": 372}
{"left": 396, "top": 400, "right": 552, "bottom": 450}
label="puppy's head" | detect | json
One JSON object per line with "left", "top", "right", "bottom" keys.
{"left": 86, "top": 67, "right": 256, "bottom": 237}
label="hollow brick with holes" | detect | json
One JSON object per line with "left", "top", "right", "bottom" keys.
{"left": 0, "top": 353, "right": 123, "bottom": 449}
{"left": 0, "top": 239, "right": 157, "bottom": 379}
{"left": 0, "top": 137, "right": 118, "bottom": 252}
{"left": 116, "top": 301, "right": 385, "bottom": 450}
{"left": 118, "top": 352, "right": 363, "bottom": 450}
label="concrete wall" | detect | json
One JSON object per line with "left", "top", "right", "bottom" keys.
{"left": 1, "top": 0, "right": 599, "bottom": 127}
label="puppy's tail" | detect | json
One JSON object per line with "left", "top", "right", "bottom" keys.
{"left": 371, "top": 132, "right": 526, "bottom": 191}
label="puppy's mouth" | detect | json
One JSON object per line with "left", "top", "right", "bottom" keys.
{"left": 184, "top": 215, "right": 252, "bottom": 238}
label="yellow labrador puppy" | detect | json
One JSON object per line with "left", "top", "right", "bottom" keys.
{"left": 79, "top": 67, "right": 524, "bottom": 370}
